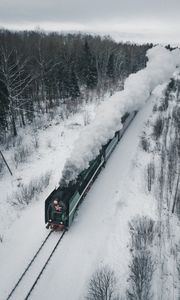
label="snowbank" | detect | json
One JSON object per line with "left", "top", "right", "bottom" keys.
{"left": 61, "top": 46, "right": 180, "bottom": 185}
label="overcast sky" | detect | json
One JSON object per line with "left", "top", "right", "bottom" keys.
{"left": 0, "top": 0, "right": 180, "bottom": 44}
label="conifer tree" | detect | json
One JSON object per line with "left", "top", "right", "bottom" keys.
{"left": 69, "top": 66, "right": 80, "bottom": 99}
{"left": 82, "top": 41, "right": 98, "bottom": 89}
{"left": 107, "top": 53, "right": 115, "bottom": 79}
{"left": 0, "top": 71, "right": 9, "bottom": 131}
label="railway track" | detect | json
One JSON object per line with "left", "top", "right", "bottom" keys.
{"left": 6, "top": 230, "right": 66, "bottom": 300}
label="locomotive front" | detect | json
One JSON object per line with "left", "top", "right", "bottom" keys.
{"left": 45, "top": 188, "right": 68, "bottom": 230}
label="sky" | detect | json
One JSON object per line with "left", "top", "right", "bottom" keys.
{"left": 0, "top": 0, "right": 180, "bottom": 45}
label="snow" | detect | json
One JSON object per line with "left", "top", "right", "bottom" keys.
{"left": 0, "top": 92, "right": 157, "bottom": 300}
{"left": 61, "top": 46, "right": 180, "bottom": 185}
{"left": 0, "top": 46, "right": 180, "bottom": 300}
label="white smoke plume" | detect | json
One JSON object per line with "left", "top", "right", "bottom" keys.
{"left": 60, "top": 46, "right": 180, "bottom": 185}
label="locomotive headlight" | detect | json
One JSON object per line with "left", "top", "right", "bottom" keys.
{"left": 49, "top": 219, "right": 52, "bottom": 222}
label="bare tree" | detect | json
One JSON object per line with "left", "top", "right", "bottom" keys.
{"left": 127, "top": 251, "right": 154, "bottom": 300}
{"left": 34, "top": 36, "right": 61, "bottom": 111}
{"left": 86, "top": 266, "right": 118, "bottom": 300}
{"left": 177, "top": 255, "right": 180, "bottom": 300}
{"left": 147, "top": 162, "right": 155, "bottom": 192}
{"left": 127, "top": 216, "right": 155, "bottom": 300}
{"left": 0, "top": 47, "right": 33, "bottom": 135}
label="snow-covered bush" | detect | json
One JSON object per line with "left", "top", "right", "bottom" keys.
{"left": 32, "top": 133, "right": 39, "bottom": 149}
{"left": 13, "top": 145, "right": 32, "bottom": 167}
{"left": 178, "top": 259, "right": 180, "bottom": 284}
{"left": 176, "top": 195, "right": 180, "bottom": 219}
{"left": 10, "top": 171, "right": 51, "bottom": 207}
{"left": 158, "top": 96, "right": 169, "bottom": 112}
{"left": 3, "top": 133, "right": 23, "bottom": 150}
{"left": 152, "top": 117, "right": 164, "bottom": 140}
{"left": 0, "top": 234, "right": 3, "bottom": 243}
{"left": 127, "top": 251, "right": 154, "bottom": 300}
{"left": 172, "top": 106, "right": 180, "bottom": 132}
{"left": 86, "top": 266, "right": 118, "bottom": 300}
{"left": 127, "top": 216, "right": 155, "bottom": 300}
{"left": 147, "top": 162, "right": 155, "bottom": 192}
{"left": 47, "top": 139, "right": 52, "bottom": 148}
{"left": 83, "top": 111, "right": 91, "bottom": 126}
{"left": 65, "top": 99, "right": 79, "bottom": 115}
{"left": 167, "top": 140, "right": 177, "bottom": 193}
{"left": 13, "top": 135, "right": 23, "bottom": 147}
{"left": 129, "top": 216, "right": 155, "bottom": 251}
{"left": 141, "top": 134, "right": 150, "bottom": 152}
{"left": 3, "top": 134, "right": 12, "bottom": 150}
{"left": 0, "top": 158, "right": 4, "bottom": 176}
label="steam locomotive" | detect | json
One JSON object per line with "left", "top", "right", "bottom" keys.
{"left": 45, "top": 111, "right": 137, "bottom": 230}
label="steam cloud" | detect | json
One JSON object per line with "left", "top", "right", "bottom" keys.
{"left": 60, "top": 46, "right": 180, "bottom": 185}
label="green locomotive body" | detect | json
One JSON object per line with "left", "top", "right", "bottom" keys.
{"left": 45, "top": 111, "right": 137, "bottom": 230}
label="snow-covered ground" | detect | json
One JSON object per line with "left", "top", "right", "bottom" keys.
{"left": 1, "top": 46, "right": 180, "bottom": 300}
{"left": 0, "top": 92, "right": 157, "bottom": 300}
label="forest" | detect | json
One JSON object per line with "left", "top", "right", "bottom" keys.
{"left": 0, "top": 29, "right": 152, "bottom": 141}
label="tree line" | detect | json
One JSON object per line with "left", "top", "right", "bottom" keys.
{"left": 0, "top": 29, "right": 152, "bottom": 139}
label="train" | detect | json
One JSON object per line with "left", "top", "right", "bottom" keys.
{"left": 45, "top": 111, "right": 137, "bottom": 230}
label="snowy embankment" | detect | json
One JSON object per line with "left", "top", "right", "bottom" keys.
{"left": 140, "top": 78, "right": 180, "bottom": 300}
{"left": 61, "top": 46, "right": 180, "bottom": 185}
